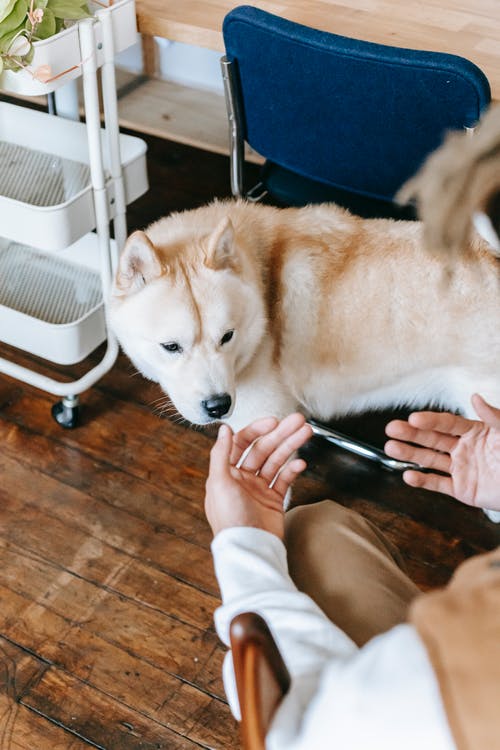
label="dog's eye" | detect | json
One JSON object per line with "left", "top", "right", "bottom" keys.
{"left": 161, "top": 342, "right": 183, "bottom": 354}
{"left": 220, "top": 329, "right": 234, "bottom": 346}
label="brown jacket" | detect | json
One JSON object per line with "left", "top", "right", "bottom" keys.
{"left": 409, "top": 547, "right": 500, "bottom": 750}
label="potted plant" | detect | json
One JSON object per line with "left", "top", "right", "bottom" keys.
{"left": 0, "top": 0, "right": 91, "bottom": 80}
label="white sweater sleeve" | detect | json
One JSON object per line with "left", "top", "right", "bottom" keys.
{"left": 212, "top": 526, "right": 456, "bottom": 750}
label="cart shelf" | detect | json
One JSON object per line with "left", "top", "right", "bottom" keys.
{"left": 0, "top": 101, "right": 147, "bottom": 250}
{"left": 0, "top": 234, "right": 110, "bottom": 365}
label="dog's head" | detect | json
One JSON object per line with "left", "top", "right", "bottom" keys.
{"left": 108, "top": 212, "right": 267, "bottom": 425}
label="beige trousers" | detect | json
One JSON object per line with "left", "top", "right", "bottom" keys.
{"left": 285, "top": 500, "right": 420, "bottom": 646}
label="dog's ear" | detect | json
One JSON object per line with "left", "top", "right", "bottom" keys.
{"left": 115, "top": 231, "right": 163, "bottom": 294}
{"left": 205, "top": 217, "right": 239, "bottom": 270}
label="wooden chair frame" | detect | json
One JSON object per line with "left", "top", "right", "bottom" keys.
{"left": 230, "top": 612, "right": 291, "bottom": 750}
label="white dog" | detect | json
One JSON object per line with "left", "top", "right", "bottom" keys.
{"left": 108, "top": 200, "right": 500, "bottom": 520}
{"left": 109, "top": 199, "right": 500, "bottom": 431}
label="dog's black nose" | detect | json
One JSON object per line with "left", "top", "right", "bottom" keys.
{"left": 201, "top": 393, "right": 232, "bottom": 419}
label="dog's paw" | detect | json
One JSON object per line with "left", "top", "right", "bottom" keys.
{"left": 483, "top": 508, "right": 500, "bottom": 523}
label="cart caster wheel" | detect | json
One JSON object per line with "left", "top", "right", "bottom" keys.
{"left": 51, "top": 396, "right": 81, "bottom": 429}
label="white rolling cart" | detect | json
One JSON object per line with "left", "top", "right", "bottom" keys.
{"left": 0, "top": 0, "right": 147, "bottom": 426}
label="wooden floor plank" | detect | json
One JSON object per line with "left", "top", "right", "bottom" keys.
{"left": 0, "top": 586, "right": 236, "bottom": 748}
{"left": 0, "top": 540, "right": 225, "bottom": 693}
{"left": 21, "top": 667, "right": 213, "bottom": 750}
{"left": 0, "top": 387, "right": 211, "bottom": 517}
{"left": 0, "top": 492, "right": 217, "bottom": 633}
{"left": 0, "top": 639, "right": 92, "bottom": 749}
{"left": 0, "top": 694, "right": 93, "bottom": 750}
{"left": 0, "top": 413, "right": 211, "bottom": 548}
{"left": 0, "top": 584, "right": 234, "bottom": 747}
{"left": 0, "top": 432, "right": 216, "bottom": 591}
{"left": 0, "top": 637, "right": 49, "bottom": 702}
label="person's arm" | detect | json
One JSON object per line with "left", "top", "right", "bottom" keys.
{"left": 206, "top": 416, "right": 455, "bottom": 749}
{"left": 385, "top": 393, "right": 500, "bottom": 511}
{"left": 206, "top": 415, "right": 357, "bottom": 705}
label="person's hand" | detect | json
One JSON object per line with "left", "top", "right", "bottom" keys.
{"left": 385, "top": 394, "right": 500, "bottom": 510}
{"left": 205, "top": 413, "right": 313, "bottom": 539}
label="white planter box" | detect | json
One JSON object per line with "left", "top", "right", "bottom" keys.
{"left": 0, "top": 0, "right": 138, "bottom": 96}
{"left": 0, "top": 233, "right": 112, "bottom": 364}
{"left": 0, "top": 101, "right": 147, "bottom": 250}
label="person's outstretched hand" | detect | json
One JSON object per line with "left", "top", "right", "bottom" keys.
{"left": 205, "top": 413, "right": 313, "bottom": 539}
{"left": 384, "top": 394, "right": 500, "bottom": 510}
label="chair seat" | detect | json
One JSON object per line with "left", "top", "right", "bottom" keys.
{"left": 260, "top": 161, "right": 418, "bottom": 219}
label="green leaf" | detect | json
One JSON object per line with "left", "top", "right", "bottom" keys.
{"left": 0, "top": 0, "right": 28, "bottom": 35}
{"left": 0, "top": 22, "right": 23, "bottom": 52}
{"left": 31, "top": 5, "right": 55, "bottom": 38}
{"left": 0, "top": 55, "right": 3, "bottom": 73}
{"left": 3, "top": 55, "right": 23, "bottom": 69}
{"left": 0, "top": 0, "right": 17, "bottom": 24}
{"left": 46, "top": 0, "right": 90, "bottom": 19}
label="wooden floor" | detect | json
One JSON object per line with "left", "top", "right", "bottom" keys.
{"left": 0, "top": 133, "right": 499, "bottom": 749}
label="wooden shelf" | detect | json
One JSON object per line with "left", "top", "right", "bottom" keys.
{"left": 116, "top": 72, "right": 263, "bottom": 162}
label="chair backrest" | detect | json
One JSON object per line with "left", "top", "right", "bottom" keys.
{"left": 230, "top": 612, "right": 291, "bottom": 750}
{"left": 222, "top": 5, "right": 491, "bottom": 205}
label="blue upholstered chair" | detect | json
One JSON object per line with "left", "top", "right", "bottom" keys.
{"left": 221, "top": 5, "right": 491, "bottom": 218}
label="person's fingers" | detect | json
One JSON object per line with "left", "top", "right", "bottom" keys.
{"left": 471, "top": 393, "right": 500, "bottom": 430}
{"left": 385, "top": 419, "right": 457, "bottom": 454}
{"left": 401, "top": 469, "right": 455, "bottom": 497}
{"left": 407, "top": 410, "right": 476, "bottom": 437}
{"left": 230, "top": 416, "right": 279, "bottom": 465}
{"left": 259, "top": 424, "right": 313, "bottom": 482}
{"left": 384, "top": 439, "right": 451, "bottom": 473}
{"left": 208, "top": 424, "right": 234, "bottom": 481}
{"left": 271, "top": 457, "right": 307, "bottom": 496}
{"left": 236, "top": 414, "right": 311, "bottom": 475}
{"left": 236, "top": 414, "right": 305, "bottom": 471}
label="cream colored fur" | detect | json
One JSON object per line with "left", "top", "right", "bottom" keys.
{"left": 108, "top": 199, "right": 500, "bottom": 433}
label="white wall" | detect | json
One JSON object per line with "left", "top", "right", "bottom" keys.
{"left": 115, "top": 37, "right": 224, "bottom": 93}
